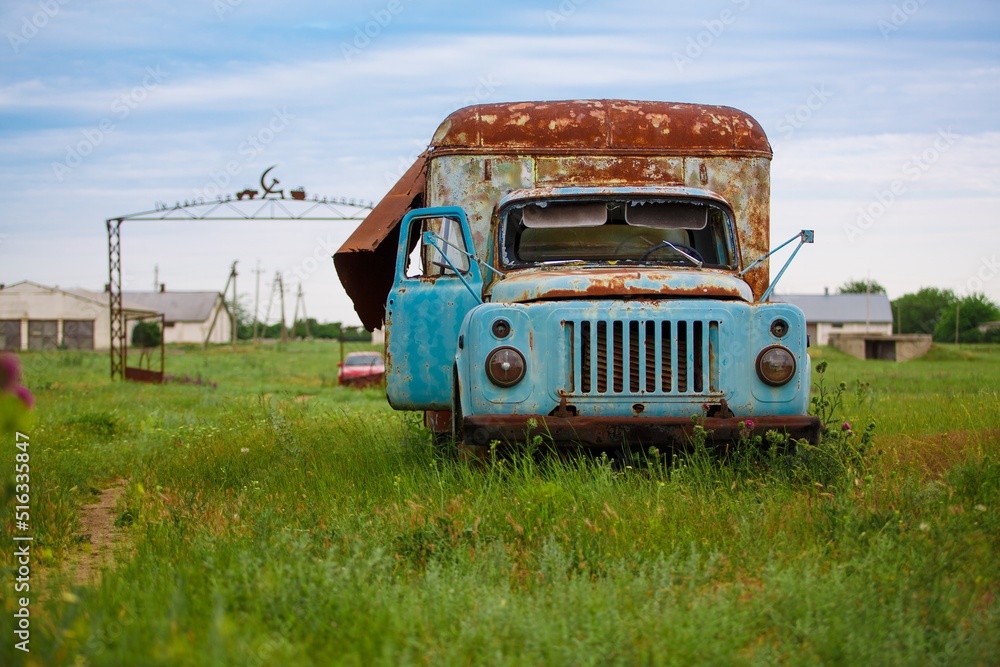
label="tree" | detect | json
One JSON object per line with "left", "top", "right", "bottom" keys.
{"left": 131, "top": 321, "right": 162, "bottom": 369}
{"left": 131, "top": 321, "right": 162, "bottom": 348}
{"left": 225, "top": 295, "right": 255, "bottom": 340}
{"left": 838, "top": 279, "right": 886, "bottom": 294}
{"left": 341, "top": 326, "right": 372, "bottom": 342}
{"left": 891, "top": 287, "right": 956, "bottom": 335}
{"left": 933, "top": 293, "right": 1000, "bottom": 343}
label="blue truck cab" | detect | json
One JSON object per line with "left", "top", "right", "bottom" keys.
{"left": 335, "top": 100, "right": 820, "bottom": 451}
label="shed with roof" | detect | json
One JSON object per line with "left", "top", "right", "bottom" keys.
{"left": 773, "top": 293, "right": 893, "bottom": 346}
{"left": 123, "top": 288, "right": 231, "bottom": 345}
{"left": 0, "top": 280, "right": 157, "bottom": 351}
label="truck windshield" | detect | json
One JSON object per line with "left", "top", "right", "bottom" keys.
{"left": 501, "top": 199, "right": 736, "bottom": 269}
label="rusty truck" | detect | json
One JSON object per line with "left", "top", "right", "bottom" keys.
{"left": 335, "top": 99, "right": 819, "bottom": 454}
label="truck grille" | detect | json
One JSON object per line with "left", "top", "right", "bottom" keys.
{"left": 564, "top": 319, "right": 721, "bottom": 396}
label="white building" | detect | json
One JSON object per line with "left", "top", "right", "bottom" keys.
{"left": 123, "top": 289, "right": 232, "bottom": 345}
{"left": 0, "top": 281, "right": 157, "bottom": 351}
{"left": 774, "top": 293, "right": 894, "bottom": 346}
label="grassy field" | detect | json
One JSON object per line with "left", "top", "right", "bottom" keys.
{"left": 2, "top": 341, "right": 998, "bottom": 666}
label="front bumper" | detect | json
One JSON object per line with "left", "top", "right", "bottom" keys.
{"left": 463, "top": 414, "right": 821, "bottom": 448}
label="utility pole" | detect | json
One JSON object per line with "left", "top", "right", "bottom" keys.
{"left": 262, "top": 272, "right": 278, "bottom": 342}
{"left": 231, "top": 261, "right": 238, "bottom": 350}
{"left": 252, "top": 259, "right": 264, "bottom": 344}
{"left": 203, "top": 261, "right": 237, "bottom": 350}
{"left": 153, "top": 264, "right": 159, "bottom": 291}
{"left": 278, "top": 273, "right": 287, "bottom": 343}
{"left": 292, "top": 283, "right": 311, "bottom": 340}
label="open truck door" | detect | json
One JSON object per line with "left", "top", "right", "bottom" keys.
{"left": 385, "top": 207, "right": 483, "bottom": 410}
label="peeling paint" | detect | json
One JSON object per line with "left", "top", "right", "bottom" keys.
{"left": 491, "top": 268, "right": 753, "bottom": 303}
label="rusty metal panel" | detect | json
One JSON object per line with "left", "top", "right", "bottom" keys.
{"left": 430, "top": 100, "right": 771, "bottom": 157}
{"left": 463, "top": 413, "right": 821, "bottom": 448}
{"left": 426, "top": 155, "right": 534, "bottom": 258}
{"left": 432, "top": 100, "right": 608, "bottom": 150}
{"left": 124, "top": 367, "right": 164, "bottom": 384}
{"left": 535, "top": 156, "right": 686, "bottom": 186}
{"left": 489, "top": 268, "right": 754, "bottom": 303}
{"left": 684, "top": 156, "right": 771, "bottom": 300}
{"left": 334, "top": 154, "right": 427, "bottom": 331}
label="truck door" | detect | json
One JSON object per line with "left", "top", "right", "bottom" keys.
{"left": 385, "top": 207, "right": 483, "bottom": 410}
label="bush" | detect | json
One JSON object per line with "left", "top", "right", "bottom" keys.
{"left": 131, "top": 321, "right": 162, "bottom": 348}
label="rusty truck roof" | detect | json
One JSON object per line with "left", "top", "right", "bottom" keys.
{"left": 429, "top": 100, "right": 771, "bottom": 157}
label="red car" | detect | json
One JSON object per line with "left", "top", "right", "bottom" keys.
{"left": 337, "top": 351, "right": 385, "bottom": 388}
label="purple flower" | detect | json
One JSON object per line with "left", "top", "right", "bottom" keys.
{"left": 0, "top": 353, "right": 21, "bottom": 391}
{"left": 842, "top": 422, "right": 852, "bottom": 431}
{"left": 14, "top": 385, "right": 34, "bottom": 410}
{"left": 745, "top": 419, "right": 755, "bottom": 430}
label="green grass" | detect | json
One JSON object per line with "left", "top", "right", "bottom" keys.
{"left": 2, "top": 342, "right": 998, "bottom": 665}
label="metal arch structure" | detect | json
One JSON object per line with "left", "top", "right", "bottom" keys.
{"left": 106, "top": 194, "right": 374, "bottom": 381}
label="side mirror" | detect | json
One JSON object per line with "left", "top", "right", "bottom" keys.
{"left": 741, "top": 230, "right": 815, "bottom": 302}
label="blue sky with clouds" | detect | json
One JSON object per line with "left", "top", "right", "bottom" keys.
{"left": 1, "top": 0, "right": 998, "bottom": 325}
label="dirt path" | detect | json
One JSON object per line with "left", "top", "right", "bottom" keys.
{"left": 69, "top": 478, "right": 128, "bottom": 586}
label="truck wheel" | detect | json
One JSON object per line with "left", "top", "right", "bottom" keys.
{"left": 452, "top": 368, "right": 489, "bottom": 465}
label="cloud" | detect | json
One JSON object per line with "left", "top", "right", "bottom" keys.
{"left": 773, "top": 131, "right": 1000, "bottom": 198}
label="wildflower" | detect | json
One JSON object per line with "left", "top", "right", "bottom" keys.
{"left": 919, "top": 522, "right": 930, "bottom": 532}
{"left": 842, "top": 422, "right": 852, "bottom": 431}
{"left": 240, "top": 447, "right": 249, "bottom": 454}
{"left": 701, "top": 403, "right": 710, "bottom": 412}
{"left": 0, "top": 353, "right": 22, "bottom": 389}
{"left": 745, "top": 419, "right": 755, "bottom": 430}
{"left": 816, "top": 361, "right": 828, "bottom": 374}
{"left": 14, "top": 385, "right": 34, "bottom": 410}
{"left": 0, "top": 352, "right": 33, "bottom": 410}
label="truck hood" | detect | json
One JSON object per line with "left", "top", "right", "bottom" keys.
{"left": 489, "top": 268, "right": 753, "bottom": 303}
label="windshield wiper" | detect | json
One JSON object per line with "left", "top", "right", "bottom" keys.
{"left": 638, "top": 240, "right": 704, "bottom": 267}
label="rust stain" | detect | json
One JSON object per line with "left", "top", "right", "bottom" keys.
{"left": 493, "top": 268, "right": 754, "bottom": 303}
{"left": 535, "top": 156, "right": 685, "bottom": 186}
{"left": 464, "top": 414, "right": 820, "bottom": 448}
{"left": 431, "top": 100, "right": 771, "bottom": 156}
{"left": 509, "top": 283, "right": 746, "bottom": 302}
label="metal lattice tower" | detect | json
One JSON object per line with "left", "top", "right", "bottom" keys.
{"left": 107, "top": 218, "right": 125, "bottom": 379}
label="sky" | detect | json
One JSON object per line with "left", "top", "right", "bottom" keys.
{"left": 1, "top": 0, "right": 998, "bottom": 327}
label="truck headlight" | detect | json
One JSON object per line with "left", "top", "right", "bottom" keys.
{"left": 756, "top": 345, "right": 795, "bottom": 386}
{"left": 485, "top": 347, "right": 526, "bottom": 387}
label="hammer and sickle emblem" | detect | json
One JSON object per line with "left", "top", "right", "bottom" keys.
{"left": 260, "top": 165, "right": 284, "bottom": 199}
